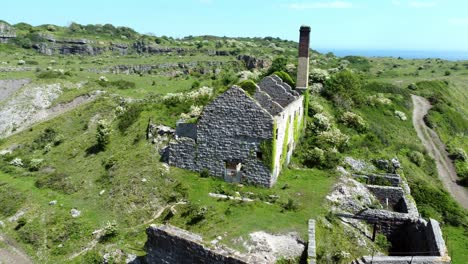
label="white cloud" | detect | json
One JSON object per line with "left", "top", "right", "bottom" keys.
{"left": 408, "top": 1, "right": 436, "bottom": 8}
{"left": 449, "top": 18, "right": 468, "bottom": 25}
{"left": 392, "top": 0, "right": 402, "bottom": 6}
{"left": 288, "top": 1, "right": 353, "bottom": 9}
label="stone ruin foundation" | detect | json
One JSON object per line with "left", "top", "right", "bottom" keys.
{"left": 347, "top": 174, "right": 451, "bottom": 264}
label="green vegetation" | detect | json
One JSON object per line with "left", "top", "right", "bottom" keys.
{"left": 0, "top": 20, "right": 467, "bottom": 263}
{"left": 238, "top": 79, "right": 257, "bottom": 96}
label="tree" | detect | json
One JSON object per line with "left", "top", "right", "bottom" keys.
{"left": 323, "top": 70, "right": 363, "bottom": 108}
{"left": 266, "top": 57, "right": 288, "bottom": 75}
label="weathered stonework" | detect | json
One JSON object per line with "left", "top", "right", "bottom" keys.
{"left": 141, "top": 225, "right": 251, "bottom": 264}
{"left": 308, "top": 219, "right": 317, "bottom": 264}
{"left": 168, "top": 76, "right": 303, "bottom": 187}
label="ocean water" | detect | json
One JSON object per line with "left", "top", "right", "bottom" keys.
{"left": 316, "top": 49, "right": 468, "bottom": 61}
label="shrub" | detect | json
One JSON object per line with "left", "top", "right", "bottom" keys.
{"left": 444, "top": 70, "right": 451, "bottom": 76}
{"left": 273, "top": 70, "right": 295, "bottom": 87}
{"left": 200, "top": 169, "right": 210, "bottom": 178}
{"left": 449, "top": 148, "right": 467, "bottom": 161}
{"left": 302, "top": 147, "right": 325, "bottom": 167}
{"left": 238, "top": 80, "right": 257, "bottom": 96}
{"left": 117, "top": 104, "right": 142, "bottom": 133}
{"left": 267, "top": 57, "right": 288, "bottom": 75}
{"left": 316, "top": 128, "right": 349, "bottom": 150}
{"left": 28, "top": 158, "right": 44, "bottom": 171}
{"left": 100, "top": 221, "right": 118, "bottom": 242}
{"left": 309, "top": 68, "right": 330, "bottom": 83}
{"left": 375, "top": 233, "right": 391, "bottom": 252}
{"left": 96, "top": 119, "right": 111, "bottom": 150}
{"left": 35, "top": 172, "right": 77, "bottom": 194}
{"left": 312, "top": 113, "right": 331, "bottom": 132}
{"left": 0, "top": 185, "right": 26, "bottom": 217}
{"left": 407, "top": 151, "right": 425, "bottom": 167}
{"left": 281, "top": 198, "right": 299, "bottom": 212}
{"left": 323, "top": 70, "right": 363, "bottom": 108}
{"left": 341, "top": 112, "right": 367, "bottom": 132}
{"left": 408, "top": 83, "right": 418, "bottom": 90}
{"left": 308, "top": 101, "right": 324, "bottom": 116}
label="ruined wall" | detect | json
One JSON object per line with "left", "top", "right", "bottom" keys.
{"left": 271, "top": 94, "right": 304, "bottom": 183}
{"left": 168, "top": 138, "right": 199, "bottom": 172}
{"left": 366, "top": 185, "right": 405, "bottom": 211}
{"left": 169, "top": 86, "right": 274, "bottom": 186}
{"left": 175, "top": 122, "right": 197, "bottom": 140}
{"left": 143, "top": 225, "right": 249, "bottom": 264}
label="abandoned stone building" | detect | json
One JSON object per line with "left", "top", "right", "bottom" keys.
{"left": 168, "top": 26, "right": 311, "bottom": 187}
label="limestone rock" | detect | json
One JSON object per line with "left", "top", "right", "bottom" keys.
{"left": 70, "top": 208, "right": 81, "bottom": 218}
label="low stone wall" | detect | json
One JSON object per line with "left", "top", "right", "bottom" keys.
{"left": 143, "top": 224, "right": 250, "bottom": 264}
{"left": 361, "top": 256, "right": 450, "bottom": 264}
{"left": 352, "top": 173, "right": 401, "bottom": 187}
{"left": 366, "top": 185, "right": 405, "bottom": 211}
{"left": 308, "top": 219, "right": 316, "bottom": 264}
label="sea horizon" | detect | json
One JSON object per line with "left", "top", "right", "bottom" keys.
{"left": 317, "top": 49, "right": 468, "bottom": 61}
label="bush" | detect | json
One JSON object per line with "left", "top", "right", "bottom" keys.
{"left": 302, "top": 147, "right": 325, "bottom": 167}
{"left": 200, "top": 169, "right": 210, "bottom": 178}
{"left": 407, "top": 151, "right": 425, "bottom": 167}
{"left": 341, "top": 112, "right": 367, "bottom": 132}
{"left": 444, "top": 70, "right": 451, "bottom": 76}
{"left": 100, "top": 221, "right": 118, "bottom": 242}
{"left": 449, "top": 148, "right": 467, "bottom": 161}
{"left": 316, "top": 128, "right": 349, "bottom": 151}
{"left": 35, "top": 172, "right": 77, "bottom": 194}
{"left": 273, "top": 70, "right": 295, "bottom": 87}
{"left": 309, "top": 68, "right": 330, "bottom": 83}
{"left": 323, "top": 70, "right": 363, "bottom": 108}
{"left": 312, "top": 113, "right": 331, "bottom": 132}
{"left": 267, "top": 57, "right": 288, "bottom": 75}
{"left": 0, "top": 185, "right": 26, "bottom": 217}
{"left": 238, "top": 80, "right": 257, "bottom": 96}
{"left": 96, "top": 119, "right": 111, "bottom": 150}
{"left": 281, "top": 198, "right": 299, "bottom": 212}
{"left": 98, "top": 79, "right": 136, "bottom": 89}
{"left": 117, "top": 104, "right": 143, "bottom": 133}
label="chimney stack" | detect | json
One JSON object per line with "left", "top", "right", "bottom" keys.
{"left": 296, "top": 25, "right": 310, "bottom": 93}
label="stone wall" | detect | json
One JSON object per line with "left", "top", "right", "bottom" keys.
{"left": 308, "top": 219, "right": 317, "bottom": 264}
{"left": 352, "top": 173, "right": 401, "bottom": 187}
{"left": 175, "top": 122, "right": 197, "bottom": 140}
{"left": 142, "top": 224, "right": 250, "bottom": 264}
{"left": 169, "top": 86, "right": 274, "bottom": 186}
{"left": 366, "top": 185, "right": 405, "bottom": 211}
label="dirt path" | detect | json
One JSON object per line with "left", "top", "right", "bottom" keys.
{"left": 411, "top": 95, "right": 468, "bottom": 209}
{"left": 0, "top": 233, "right": 33, "bottom": 264}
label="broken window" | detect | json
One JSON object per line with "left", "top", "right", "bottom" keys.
{"left": 256, "top": 152, "right": 263, "bottom": 160}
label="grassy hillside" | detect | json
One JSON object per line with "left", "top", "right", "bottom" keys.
{"left": 0, "top": 21, "right": 467, "bottom": 263}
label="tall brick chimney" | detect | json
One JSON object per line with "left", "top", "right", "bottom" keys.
{"left": 296, "top": 25, "right": 310, "bottom": 93}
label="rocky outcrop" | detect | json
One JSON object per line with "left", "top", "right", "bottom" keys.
{"left": 32, "top": 41, "right": 105, "bottom": 56}
{"left": 0, "top": 23, "right": 16, "bottom": 43}
{"left": 237, "top": 55, "right": 271, "bottom": 70}
{"left": 133, "top": 41, "right": 189, "bottom": 54}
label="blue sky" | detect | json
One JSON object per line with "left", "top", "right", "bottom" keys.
{"left": 2, "top": 0, "right": 468, "bottom": 51}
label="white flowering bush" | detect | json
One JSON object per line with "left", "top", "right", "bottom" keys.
{"left": 162, "top": 86, "right": 213, "bottom": 104}
{"left": 10, "top": 158, "right": 24, "bottom": 167}
{"left": 29, "top": 159, "right": 44, "bottom": 171}
{"left": 308, "top": 101, "right": 324, "bottom": 115}
{"left": 316, "top": 128, "right": 349, "bottom": 150}
{"left": 310, "top": 83, "right": 324, "bottom": 93}
{"left": 341, "top": 112, "right": 367, "bottom": 132}
{"left": 309, "top": 68, "right": 330, "bottom": 83}
{"left": 180, "top": 105, "right": 203, "bottom": 121}
{"left": 367, "top": 94, "right": 392, "bottom": 106}
{"left": 99, "top": 76, "right": 108, "bottom": 82}
{"left": 312, "top": 113, "right": 331, "bottom": 132}
{"left": 17, "top": 60, "right": 25, "bottom": 65}
{"left": 395, "top": 110, "right": 407, "bottom": 121}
